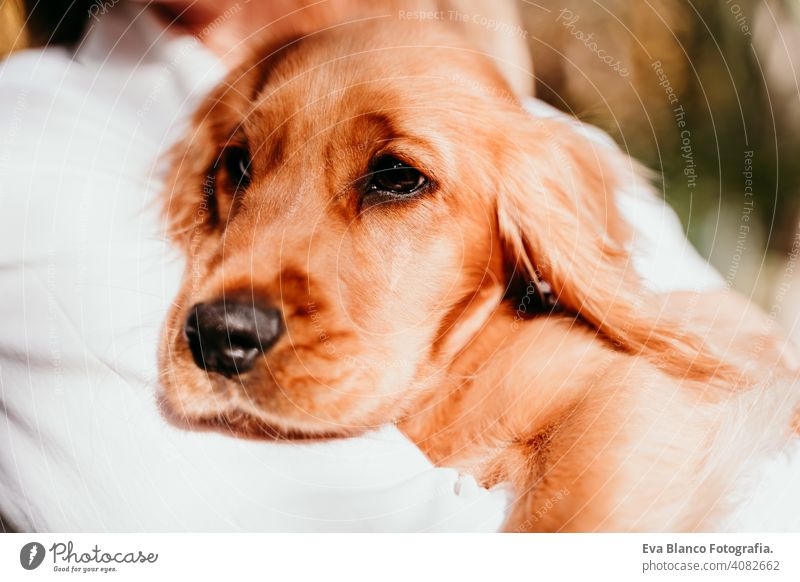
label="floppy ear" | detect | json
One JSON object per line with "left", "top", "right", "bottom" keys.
{"left": 496, "top": 112, "right": 738, "bottom": 385}
{"left": 161, "top": 77, "right": 250, "bottom": 251}
{"left": 161, "top": 36, "right": 300, "bottom": 250}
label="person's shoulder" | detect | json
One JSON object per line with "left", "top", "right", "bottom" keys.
{"left": 0, "top": 44, "right": 95, "bottom": 129}
{"left": 0, "top": 45, "right": 76, "bottom": 89}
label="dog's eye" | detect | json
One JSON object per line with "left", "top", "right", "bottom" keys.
{"left": 366, "top": 156, "right": 428, "bottom": 196}
{"left": 221, "top": 146, "right": 252, "bottom": 191}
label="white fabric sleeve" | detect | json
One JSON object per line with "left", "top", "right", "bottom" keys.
{"left": 0, "top": 7, "right": 509, "bottom": 532}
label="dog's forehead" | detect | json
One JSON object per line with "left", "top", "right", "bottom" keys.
{"left": 242, "top": 91, "right": 408, "bottom": 176}
{"left": 242, "top": 23, "right": 504, "bottom": 121}
{"left": 248, "top": 60, "right": 415, "bottom": 125}
{"left": 243, "top": 71, "right": 439, "bottom": 166}
{"left": 228, "top": 24, "right": 515, "bottom": 190}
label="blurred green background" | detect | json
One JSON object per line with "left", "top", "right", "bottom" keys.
{"left": 520, "top": 0, "right": 800, "bottom": 327}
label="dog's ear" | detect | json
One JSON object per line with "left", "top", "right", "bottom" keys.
{"left": 161, "top": 71, "right": 254, "bottom": 250}
{"left": 161, "top": 36, "right": 300, "bottom": 250}
{"left": 496, "top": 112, "right": 736, "bottom": 384}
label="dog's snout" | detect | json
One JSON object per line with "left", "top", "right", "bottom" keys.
{"left": 184, "top": 301, "right": 283, "bottom": 377}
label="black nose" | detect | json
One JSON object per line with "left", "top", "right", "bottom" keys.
{"left": 184, "top": 301, "right": 283, "bottom": 377}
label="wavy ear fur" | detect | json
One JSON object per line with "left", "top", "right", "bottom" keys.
{"left": 162, "top": 80, "right": 249, "bottom": 250}
{"left": 496, "top": 112, "right": 741, "bottom": 386}
{"left": 161, "top": 36, "right": 302, "bottom": 250}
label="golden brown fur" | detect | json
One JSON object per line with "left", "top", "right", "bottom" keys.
{"left": 158, "top": 9, "right": 800, "bottom": 531}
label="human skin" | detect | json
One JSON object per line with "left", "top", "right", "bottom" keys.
{"left": 149, "top": 0, "right": 393, "bottom": 66}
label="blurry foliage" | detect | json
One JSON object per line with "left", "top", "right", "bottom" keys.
{"left": 521, "top": 0, "right": 800, "bottom": 293}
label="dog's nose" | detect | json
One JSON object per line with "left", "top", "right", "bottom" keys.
{"left": 184, "top": 301, "right": 283, "bottom": 377}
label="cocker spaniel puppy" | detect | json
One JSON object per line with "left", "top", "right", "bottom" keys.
{"left": 158, "top": 9, "right": 799, "bottom": 531}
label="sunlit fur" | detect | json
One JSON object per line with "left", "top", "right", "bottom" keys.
{"left": 158, "top": 15, "right": 800, "bottom": 531}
